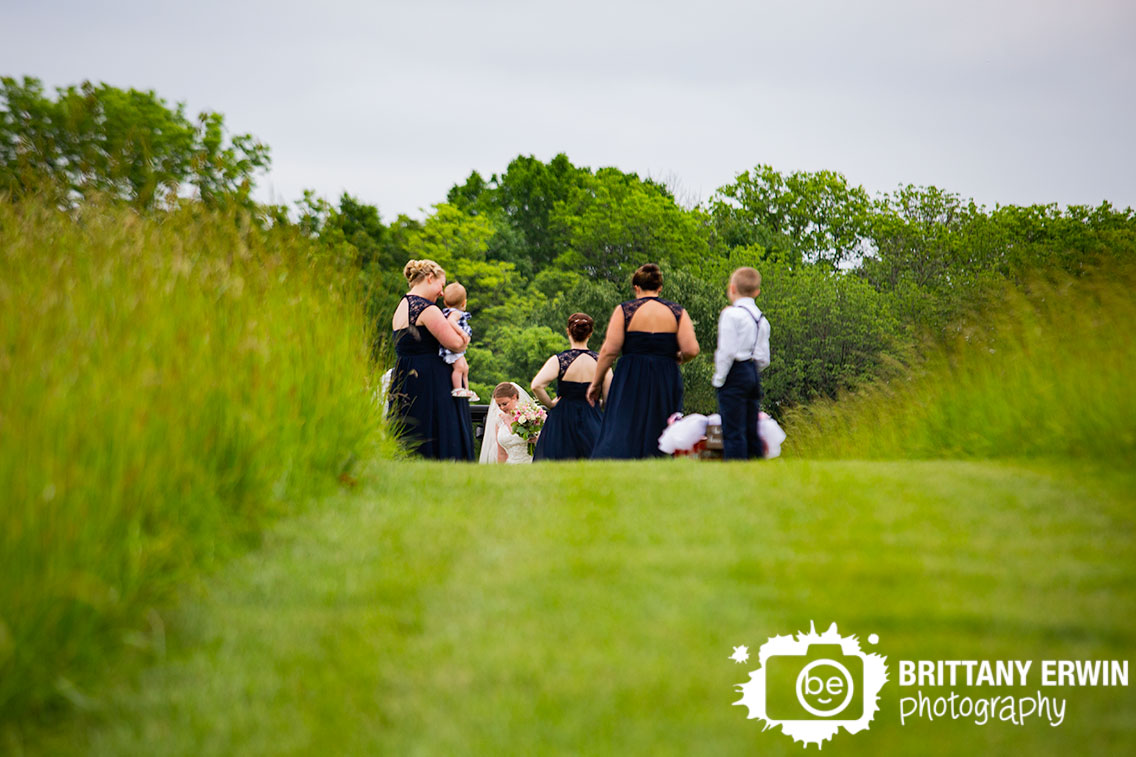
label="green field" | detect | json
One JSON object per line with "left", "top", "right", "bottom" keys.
{"left": 5, "top": 196, "right": 1134, "bottom": 755}
{"left": 23, "top": 459, "right": 1136, "bottom": 756}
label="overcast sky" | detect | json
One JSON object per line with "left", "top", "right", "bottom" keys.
{"left": 3, "top": 0, "right": 1134, "bottom": 219}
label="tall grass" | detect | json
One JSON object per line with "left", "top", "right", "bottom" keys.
{"left": 0, "top": 197, "right": 395, "bottom": 723}
{"left": 784, "top": 264, "right": 1136, "bottom": 463}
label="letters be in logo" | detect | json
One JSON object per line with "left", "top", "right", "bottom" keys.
{"left": 735, "top": 622, "right": 888, "bottom": 748}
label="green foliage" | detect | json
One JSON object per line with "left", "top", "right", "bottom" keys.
{"left": 404, "top": 203, "right": 516, "bottom": 312}
{"left": 659, "top": 268, "right": 727, "bottom": 413}
{"left": 332, "top": 193, "right": 390, "bottom": 268}
{"left": 529, "top": 268, "right": 582, "bottom": 300}
{"left": 495, "top": 325, "right": 569, "bottom": 385}
{"left": 6, "top": 80, "right": 1136, "bottom": 747}
{"left": 0, "top": 196, "right": 393, "bottom": 724}
{"left": 785, "top": 265, "right": 1136, "bottom": 462}
{"left": 760, "top": 263, "right": 906, "bottom": 412}
{"left": 445, "top": 154, "right": 589, "bottom": 285}
{"left": 711, "top": 164, "right": 872, "bottom": 268}
{"left": 9, "top": 77, "right": 1136, "bottom": 745}
{"left": 530, "top": 277, "right": 623, "bottom": 351}
{"left": 6, "top": 71, "right": 1133, "bottom": 419}
{"left": 552, "top": 167, "right": 710, "bottom": 284}
{"left": 364, "top": 157, "right": 1134, "bottom": 417}
{"left": 862, "top": 184, "right": 989, "bottom": 289}
{"left": 987, "top": 201, "right": 1136, "bottom": 274}
{"left": 863, "top": 186, "right": 1136, "bottom": 286}
{"left": 0, "top": 77, "right": 269, "bottom": 210}
{"left": 449, "top": 154, "right": 591, "bottom": 271}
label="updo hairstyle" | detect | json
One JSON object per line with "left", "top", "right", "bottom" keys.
{"left": 403, "top": 259, "right": 445, "bottom": 286}
{"left": 631, "top": 263, "right": 663, "bottom": 291}
{"left": 492, "top": 382, "right": 520, "bottom": 399}
{"left": 567, "top": 312, "right": 594, "bottom": 342}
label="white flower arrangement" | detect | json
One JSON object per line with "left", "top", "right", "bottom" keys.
{"left": 510, "top": 400, "right": 547, "bottom": 453}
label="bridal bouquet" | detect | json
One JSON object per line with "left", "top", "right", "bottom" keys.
{"left": 511, "top": 400, "right": 547, "bottom": 455}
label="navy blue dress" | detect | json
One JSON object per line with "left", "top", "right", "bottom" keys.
{"left": 591, "top": 298, "right": 685, "bottom": 459}
{"left": 533, "top": 349, "right": 602, "bottom": 461}
{"left": 388, "top": 294, "right": 474, "bottom": 460}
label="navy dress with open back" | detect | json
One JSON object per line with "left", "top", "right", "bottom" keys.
{"left": 590, "top": 297, "right": 685, "bottom": 459}
{"left": 389, "top": 294, "right": 474, "bottom": 460}
{"left": 533, "top": 349, "right": 602, "bottom": 461}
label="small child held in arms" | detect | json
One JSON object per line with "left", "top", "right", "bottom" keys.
{"left": 440, "top": 282, "right": 477, "bottom": 400}
{"left": 712, "top": 267, "right": 770, "bottom": 460}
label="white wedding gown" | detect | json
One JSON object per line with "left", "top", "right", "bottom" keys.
{"left": 478, "top": 382, "right": 535, "bottom": 465}
{"left": 497, "top": 423, "right": 533, "bottom": 464}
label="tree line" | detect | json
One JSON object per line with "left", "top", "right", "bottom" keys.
{"left": 5, "top": 76, "right": 1135, "bottom": 414}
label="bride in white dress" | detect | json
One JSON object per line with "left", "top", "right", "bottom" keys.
{"left": 479, "top": 381, "right": 534, "bottom": 464}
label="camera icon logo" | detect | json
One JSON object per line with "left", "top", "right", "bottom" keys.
{"left": 735, "top": 622, "right": 888, "bottom": 748}
{"left": 768, "top": 644, "right": 862, "bottom": 720}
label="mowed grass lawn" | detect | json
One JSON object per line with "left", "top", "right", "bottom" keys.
{"left": 31, "top": 460, "right": 1136, "bottom": 756}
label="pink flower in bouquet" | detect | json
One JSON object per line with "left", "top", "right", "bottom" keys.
{"left": 510, "top": 400, "right": 546, "bottom": 452}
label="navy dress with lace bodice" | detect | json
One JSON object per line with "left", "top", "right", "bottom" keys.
{"left": 591, "top": 297, "right": 685, "bottom": 459}
{"left": 389, "top": 294, "right": 474, "bottom": 460}
{"left": 533, "top": 349, "right": 602, "bottom": 461}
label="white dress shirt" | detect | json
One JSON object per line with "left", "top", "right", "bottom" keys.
{"left": 712, "top": 297, "right": 770, "bottom": 387}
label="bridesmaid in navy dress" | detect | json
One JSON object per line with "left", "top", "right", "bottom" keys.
{"left": 530, "top": 313, "right": 613, "bottom": 461}
{"left": 587, "top": 264, "right": 700, "bottom": 459}
{"left": 389, "top": 259, "right": 474, "bottom": 460}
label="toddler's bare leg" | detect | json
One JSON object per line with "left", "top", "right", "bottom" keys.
{"left": 451, "top": 361, "right": 463, "bottom": 391}
{"left": 456, "top": 356, "right": 469, "bottom": 390}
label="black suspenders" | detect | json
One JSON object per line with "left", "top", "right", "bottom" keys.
{"left": 737, "top": 305, "right": 765, "bottom": 358}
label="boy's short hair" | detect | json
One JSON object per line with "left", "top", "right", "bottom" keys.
{"left": 731, "top": 267, "right": 761, "bottom": 296}
{"left": 443, "top": 282, "right": 467, "bottom": 308}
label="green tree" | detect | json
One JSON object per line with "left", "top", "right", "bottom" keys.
{"left": 987, "top": 201, "right": 1136, "bottom": 276}
{"left": 0, "top": 76, "right": 268, "bottom": 210}
{"left": 403, "top": 203, "right": 515, "bottom": 313}
{"left": 862, "top": 185, "right": 989, "bottom": 291}
{"left": 711, "top": 165, "right": 872, "bottom": 269}
{"left": 448, "top": 154, "right": 592, "bottom": 274}
{"left": 330, "top": 193, "right": 388, "bottom": 268}
{"left": 759, "top": 263, "right": 904, "bottom": 410}
{"left": 552, "top": 168, "right": 710, "bottom": 284}
{"left": 497, "top": 325, "right": 568, "bottom": 384}
{"left": 531, "top": 277, "right": 623, "bottom": 350}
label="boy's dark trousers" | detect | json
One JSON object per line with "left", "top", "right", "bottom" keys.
{"left": 716, "top": 359, "right": 763, "bottom": 460}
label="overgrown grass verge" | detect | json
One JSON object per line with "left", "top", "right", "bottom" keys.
{"left": 784, "top": 264, "right": 1136, "bottom": 463}
{"left": 0, "top": 198, "right": 395, "bottom": 724}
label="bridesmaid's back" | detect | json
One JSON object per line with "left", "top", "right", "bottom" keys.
{"left": 560, "top": 350, "right": 598, "bottom": 382}
{"left": 621, "top": 297, "right": 682, "bottom": 357}
{"left": 623, "top": 297, "right": 682, "bottom": 333}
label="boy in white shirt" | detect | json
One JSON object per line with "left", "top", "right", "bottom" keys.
{"left": 712, "top": 267, "right": 771, "bottom": 460}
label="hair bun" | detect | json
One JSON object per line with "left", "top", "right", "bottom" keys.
{"left": 632, "top": 263, "right": 663, "bottom": 291}
{"left": 403, "top": 259, "right": 444, "bottom": 285}
{"left": 567, "top": 312, "right": 595, "bottom": 341}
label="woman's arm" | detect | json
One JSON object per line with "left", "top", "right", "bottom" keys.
{"left": 498, "top": 443, "right": 507, "bottom": 463}
{"left": 602, "top": 367, "right": 614, "bottom": 401}
{"left": 446, "top": 311, "right": 471, "bottom": 344}
{"left": 587, "top": 305, "right": 624, "bottom": 406}
{"left": 676, "top": 310, "right": 700, "bottom": 363}
{"left": 531, "top": 355, "right": 559, "bottom": 408}
{"left": 419, "top": 306, "right": 469, "bottom": 352}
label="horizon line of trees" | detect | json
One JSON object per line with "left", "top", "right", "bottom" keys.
{"left": 6, "top": 75, "right": 1135, "bottom": 414}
